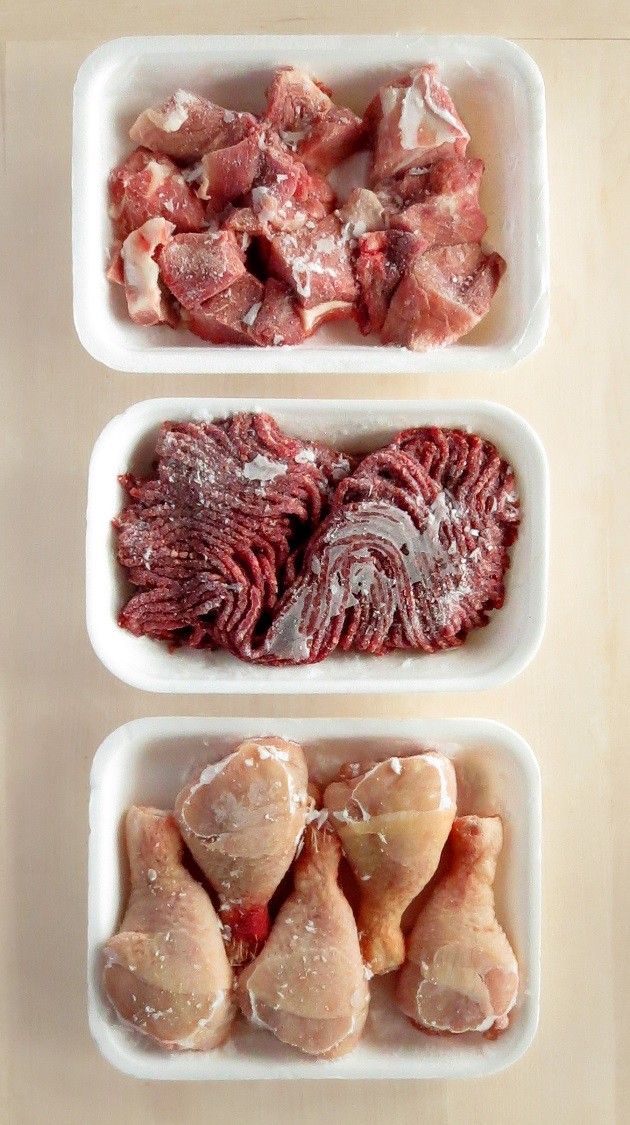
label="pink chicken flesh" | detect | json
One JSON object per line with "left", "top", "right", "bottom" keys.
{"left": 396, "top": 815, "right": 519, "bottom": 1037}
{"left": 175, "top": 736, "right": 311, "bottom": 965}
{"left": 324, "top": 751, "right": 457, "bottom": 975}
{"left": 102, "top": 806, "right": 234, "bottom": 1050}
{"left": 237, "top": 824, "right": 370, "bottom": 1058}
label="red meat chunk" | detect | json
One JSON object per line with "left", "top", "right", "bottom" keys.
{"left": 121, "top": 217, "right": 176, "bottom": 326}
{"left": 264, "top": 66, "right": 333, "bottom": 135}
{"left": 382, "top": 242, "right": 506, "bottom": 350}
{"left": 158, "top": 230, "right": 246, "bottom": 310}
{"left": 336, "top": 188, "right": 386, "bottom": 237}
{"left": 296, "top": 107, "right": 366, "bottom": 175}
{"left": 186, "top": 273, "right": 265, "bottom": 345}
{"left": 108, "top": 148, "right": 206, "bottom": 240}
{"left": 262, "top": 215, "right": 357, "bottom": 308}
{"left": 251, "top": 279, "right": 307, "bottom": 346}
{"left": 367, "top": 65, "right": 470, "bottom": 184}
{"left": 387, "top": 157, "right": 487, "bottom": 247}
{"left": 198, "top": 130, "right": 264, "bottom": 210}
{"left": 129, "top": 89, "right": 256, "bottom": 160}
{"left": 355, "top": 230, "right": 427, "bottom": 334}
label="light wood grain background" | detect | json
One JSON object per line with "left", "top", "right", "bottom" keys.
{"left": 0, "top": 11, "right": 628, "bottom": 1125}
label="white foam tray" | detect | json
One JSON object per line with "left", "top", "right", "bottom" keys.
{"left": 86, "top": 397, "right": 548, "bottom": 694}
{"left": 72, "top": 35, "right": 549, "bottom": 375}
{"left": 88, "top": 716, "right": 541, "bottom": 1080}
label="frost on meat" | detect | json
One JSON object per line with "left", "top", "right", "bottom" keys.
{"left": 159, "top": 230, "right": 246, "bottom": 310}
{"left": 386, "top": 157, "right": 487, "bottom": 247}
{"left": 367, "top": 65, "right": 470, "bottom": 183}
{"left": 129, "top": 89, "right": 256, "bottom": 160}
{"left": 252, "top": 279, "right": 306, "bottom": 346}
{"left": 108, "top": 148, "right": 206, "bottom": 240}
{"left": 198, "top": 130, "right": 263, "bottom": 210}
{"left": 265, "top": 66, "right": 365, "bottom": 175}
{"left": 262, "top": 215, "right": 357, "bottom": 308}
{"left": 121, "top": 217, "right": 176, "bottom": 326}
{"left": 382, "top": 242, "right": 506, "bottom": 350}
{"left": 186, "top": 274, "right": 265, "bottom": 345}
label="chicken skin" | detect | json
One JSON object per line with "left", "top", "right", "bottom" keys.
{"left": 324, "top": 751, "right": 456, "bottom": 975}
{"left": 396, "top": 815, "right": 519, "bottom": 1036}
{"left": 175, "top": 736, "right": 311, "bottom": 965}
{"left": 237, "top": 825, "right": 370, "bottom": 1058}
{"left": 102, "top": 806, "right": 234, "bottom": 1050}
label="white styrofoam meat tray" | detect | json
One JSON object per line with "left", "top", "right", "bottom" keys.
{"left": 88, "top": 716, "right": 541, "bottom": 1080}
{"left": 72, "top": 34, "right": 549, "bottom": 375}
{"left": 86, "top": 397, "right": 548, "bottom": 694}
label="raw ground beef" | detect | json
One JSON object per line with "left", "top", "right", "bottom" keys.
{"left": 115, "top": 415, "right": 519, "bottom": 664}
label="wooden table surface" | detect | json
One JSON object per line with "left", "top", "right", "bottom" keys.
{"left": 1, "top": 7, "right": 628, "bottom": 1123}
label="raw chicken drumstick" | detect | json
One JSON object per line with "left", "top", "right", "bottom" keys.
{"left": 175, "top": 737, "right": 311, "bottom": 966}
{"left": 323, "top": 751, "right": 456, "bottom": 975}
{"left": 396, "top": 815, "right": 519, "bottom": 1036}
{"left": 237, "top": 824, "right": 370, "bottom": 1058}
{"left": 102, "top": 806, "right": 234, "bottom": 1050}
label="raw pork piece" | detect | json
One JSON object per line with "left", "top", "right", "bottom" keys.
{"left": 198, "top": 129, "right": 264, "bottom": 210}
{"left": 382, "top": 242, "right": 506, "bottom": 350}
{"left": 251, "top": 279, "right": 307, "bottom": 346}
{"left": 396, "top": 816, "right": 519, "bottom": 1037}
{"left": 387, "top": 157, "right": 487, "bottom": 247}
{"left": 256, "top": 426, "right": 519, "bottom": 665}
{"left": 324, "top": 751, "right": 457, "bottom": 975}
{"left": 237, "top": 825, "right": 370, "bottom": 1058}
{"left": 262, "top": 215, "right": 357, "bottom": 309}
{"left": 185, "top": 273, "right": 265, "bottom": 345}
{"left": 158, "top": 230, "right": 246, "bottom": 310}
{"left": 265, "top": 66, "right": 365, "bottom": 174}
{"left": 108, "top": 148, "right": 206, "bottom": 240}
{"left": 367, "top": 65, "right": 470, "bottom": 184}
{"left": 115, "top": 412, "right": 351, "bottom": 654}
{"left": 355, "top": 229, "right": 427, "bottom": 334}
{"left": 121, "top": 216, "right": 176, "bottom": 326}
{"left": 336, "top": 187, "right": 386, "bottom": 238}
{"left": 129, "top": 89, "right": 256, "bottom": 160}
{"left": 102, "top": 807, "right": 234, "bottom": 1050}
{"left": 175, "top": 736, "right": 311, "bottom": 965}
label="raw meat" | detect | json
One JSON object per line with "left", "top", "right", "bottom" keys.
{"left": 108, "top": 147, "right": 206, "bottom": 240}
{"left": 158, "top": 230, "right": 246, "bottom": 310}
{"left": 237, "top": 824, "right": 370, "bottom": 1057}
{"left": 198, "top": 129, "right": 263, "bottom": 209}
{"left": 102, "top": 806, "right": 234, "bottom": 1050}
{"left": 251, "top": 279, "right": 307, "bottom": 346}
{"left": 175, "top": 737, "right": 311, "bottom": 965}
{"left": 367, "top": 65, "right": 470, "bottom": 183}
{"left": 336, "top": 187, "right": 386, "bottom": 238}
{"left": 323, "top": 751, "right": 457, "bottom": 974}
{"left": 296, "top": 106, "right": 366, "bottom": 176}
{"left": 396, "top": 816, "right": 519, "bottom": 1037}
{"left": 185, "top": 273, "right": 265, "bottom": 344}
{"left": 355, "top": 229, "right": 427, "bottom": 334}
{"left": 387, "top": 157, "right": 487, "bottom": 247}
{"left": 258, "top": 425, "right": 519, "bottom": 665}
{"left": 129, "top": 89, "right": 256, "bottom": 160}
{"left": 121, "top": 216, "right": 176, "bottom": 326}
{"left": 382, "top": 242, "right": 506, "bottom": 350}
{"left": 264, "top": 66, "right": 333, "bottom": 136}
{"left": 114, "top": 413, "right": 351, "bottom": 652}
{"left": 262, "top": 215, "right": 357, "bottom": 308}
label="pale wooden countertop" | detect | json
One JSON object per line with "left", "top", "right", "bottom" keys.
{"left": 0, "top": 11, "right": 628, "bottom": 1123}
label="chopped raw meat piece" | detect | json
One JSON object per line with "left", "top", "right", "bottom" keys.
{"left": 296, "top": 107, "right": 366, "bottom": 175}
{"left": 121, "top": 217, "right": 176, "bottom": 326}
{"left": 388, "top": 157, "right": 487, "bottom": 247}
{"left": 106, "top": 240, "right": 124, "bottom": 285}
{"left": 114, "top": 413, "right": 348, "bottom": 650}
{"left": 186, "top": 273, "right": 265, "bottom": 345}
{"left": 336, "top": 188, "right": 386, "bottom": 238}
{"left": 252, "top": 279, "right": 307, "bottom": 346}
{"left": 198, "top": 130, "right": 263, "bottom": 210}
{"left": 158, "top": 230, "right": 246, "bottom": 310}
{"left": 262, "top": 215, "right": 357, "bottom": 308}
{"left": 257, "top": 426, "right": 519, "bottom": 664}
{"left": 355, "top": 230, "right": 427, "bottom": 334}
{"left": 299, "top": 301, "right": 355, "bottom": 334}
{"left": 367, "top": 66, "right": 470, "bottom": 184}
{"left": 108, "top": 148, "right": 206, "bottom": 240}
{"left": 296, "top": 170, "right": 337, "bottom": 214}
{"left": 264, "top": 66, "right": 333, "bottom": 135}
{"left": 382, "top": 242, "right": 506, "bottom": 350}
{"left": 129, "top": 89, "right": 256, "bottom": 160}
